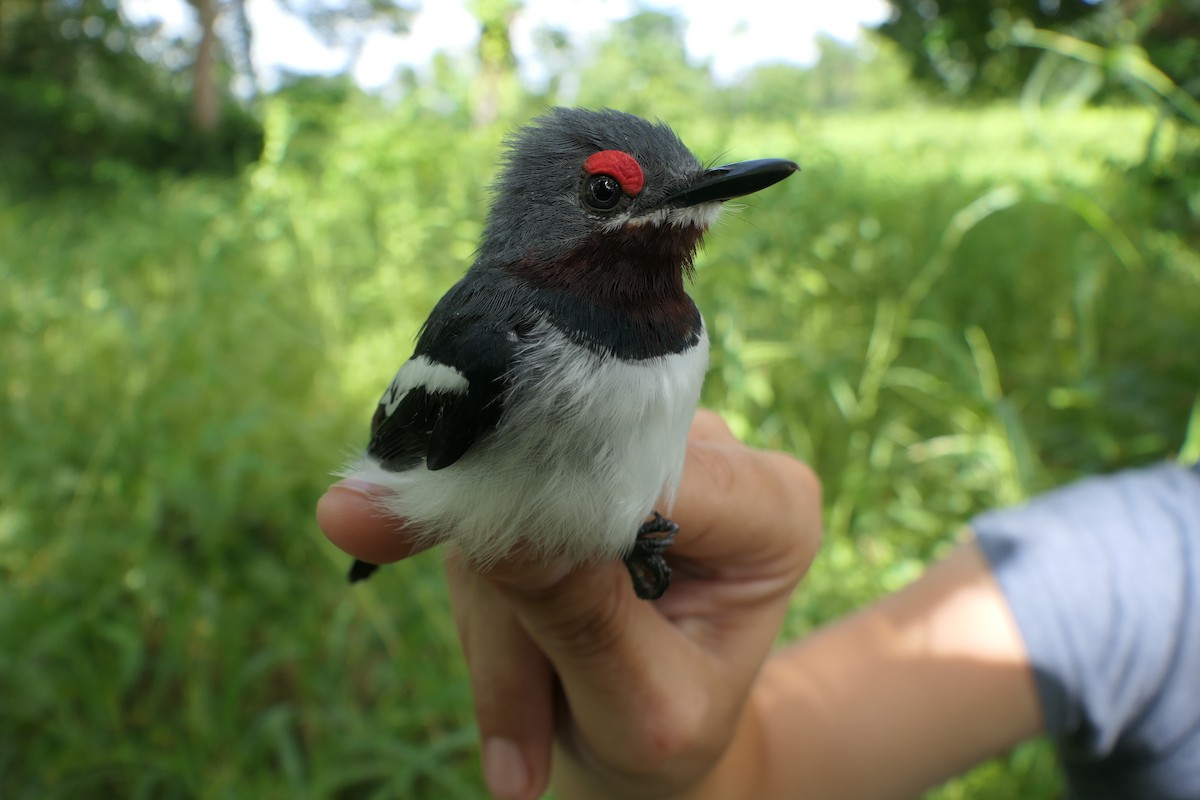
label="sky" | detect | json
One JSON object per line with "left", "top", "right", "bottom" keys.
{"left": 124, "top": 0, "right": 892, "bottom": 90}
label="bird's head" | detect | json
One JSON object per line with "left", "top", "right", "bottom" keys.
{"left": 476, "top": 108, "right": 798, "bottom": 292}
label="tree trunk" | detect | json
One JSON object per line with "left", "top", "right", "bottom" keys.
{"left": 189, "top": 0, "right": 220, "bottom": 133}
{"left": 470, "top": 0, "right": 521, "bottom": 128}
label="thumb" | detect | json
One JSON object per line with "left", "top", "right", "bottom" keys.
{"left": 315, "top": 480, "right": 432, "bottom": 565}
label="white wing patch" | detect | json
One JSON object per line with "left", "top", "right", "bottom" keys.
{"left": 381, "top": 355, "right": 469, "bottom": 416}
{"left": 344, "top": 320, "right": 710, "bottom": 566}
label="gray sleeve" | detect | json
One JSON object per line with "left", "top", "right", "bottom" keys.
{"left": 972, "top": 463, "right": 1200, "bottom": 800}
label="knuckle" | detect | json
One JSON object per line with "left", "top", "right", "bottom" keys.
{"left": 620, "top": 692, "right": 727, "bottom": 780}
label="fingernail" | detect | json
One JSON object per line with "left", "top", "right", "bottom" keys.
{"left": 333, "top": 478, "right": 385, "bottom": 496}
{"left": 483, "top": 737, "right": 529, "bottom": 799}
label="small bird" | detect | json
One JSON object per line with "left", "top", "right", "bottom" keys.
{"left": 341, "top": 108, "right": 797, "bottom": 599}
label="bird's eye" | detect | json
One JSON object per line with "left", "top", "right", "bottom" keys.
{"left": 584, "top": 174, "right": 623, "bottom": 211}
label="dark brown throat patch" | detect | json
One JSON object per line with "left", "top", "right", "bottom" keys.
{"left": 507, "top": 223, "right": 705, "bottom": 359}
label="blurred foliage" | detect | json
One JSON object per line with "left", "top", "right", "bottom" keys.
{"left": 282, "top": 0, "right": 414, "bottom": 51}
{"left": 878, "top": 0, "right": 1200, "bottom": 102}
{"left": 2, "top": 3, "right": 1199, "bottom": 799}
{"left": 0, "top": 0, "right": 263, "bottom": 183}
{"left": 878, "top": 0, "right": 1099, "bottom": 96}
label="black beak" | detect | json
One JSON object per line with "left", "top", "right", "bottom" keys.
{"left": 665, "top": 158, "right": 799, "bottom": 208}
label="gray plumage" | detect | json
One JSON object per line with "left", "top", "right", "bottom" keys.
{"left": 477, "top": 108, "right": 704, "bottom": 267}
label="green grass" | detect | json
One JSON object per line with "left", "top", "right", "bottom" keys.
{"left": 1, "top": 102, "right": 1196, "bottom": 798}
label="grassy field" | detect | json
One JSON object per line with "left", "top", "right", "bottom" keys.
{"left": 2, "top": 102, "right": 1197, "bottom": 798}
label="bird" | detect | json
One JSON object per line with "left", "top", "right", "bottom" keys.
{"left": 340, "top": 107, "right": 798, "bottom": 600}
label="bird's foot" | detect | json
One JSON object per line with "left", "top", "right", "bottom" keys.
{"left": 624, "top": 511, "right": 678, "bottom": 600}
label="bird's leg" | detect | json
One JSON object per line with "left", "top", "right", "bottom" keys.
{"left": 624, "top": 511, "right": 678, "bottom": 600}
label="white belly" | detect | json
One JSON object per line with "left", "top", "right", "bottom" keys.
{"left": 345, "top": 321, "right": 709, "bottom": 566}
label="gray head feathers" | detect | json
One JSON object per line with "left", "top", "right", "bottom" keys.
{"left": 476, "top": 108, "right": 705, "bottom": 267}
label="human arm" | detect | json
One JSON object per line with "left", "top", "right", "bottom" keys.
{"left": 552, "top": 539, "right": 1042, "bottom": 800}
{"left": 688, "top": 461, "right": 1200, "bottom": 800}
{"left": 731, "top": 541, "right": 1041, "bottom": 799}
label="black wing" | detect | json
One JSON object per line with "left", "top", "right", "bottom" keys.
{"left": 367, "top": 319, "right": 514, "bottom": 472}
{"left": 349, "top": 319, "right": 515, "bottom": 583}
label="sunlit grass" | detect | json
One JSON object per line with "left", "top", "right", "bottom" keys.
{"left": 1, "top": 102, "right": 1196, "bottom": 798}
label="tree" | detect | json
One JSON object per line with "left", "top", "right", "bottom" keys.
{"left": 878, "top": 0, "right": 1200, "bottom": 102}
{"left": 183, "top": 0, "right": 415, "bottom": 132}
{"left": 279, "top": 0, "right": 414, "bottom": 72}
{"left": 467, "top": 0, "right": 522, "bottom": 126}
{"left": 0, "top": 0, "right": 422, "bottom": 183}
{"left": 187, "top": 0, "right": 220, "bottom": 132}
{"left": 571, "top": 9, "right": 717, "bottom": 122}
{"left": 877, "top": 0, "right": 1099, "bottom": 96}
{"left": 727, "top": 36, "right": 919, "bottom": 119}
{"left": 0, "top": 0, "right": 216, "bottom": 181}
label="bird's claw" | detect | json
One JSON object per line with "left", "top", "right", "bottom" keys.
{"left": 624, "top": 511, "right": 678, "bottom": 600}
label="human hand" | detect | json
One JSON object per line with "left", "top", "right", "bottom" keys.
{"left": 317, "top": 410, "right": 822, "bottom": 799}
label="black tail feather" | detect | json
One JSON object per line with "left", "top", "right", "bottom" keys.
{"left": 348, "top": 559, "right": 379, "bottom": 583}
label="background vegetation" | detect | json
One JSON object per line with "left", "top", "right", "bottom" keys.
{"left": 2, "top": 1, "right": 1198, "bottom": 797}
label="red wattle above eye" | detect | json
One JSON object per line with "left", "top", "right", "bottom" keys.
{"left": 583, "top": 150, "right": 644, "bottom": 197}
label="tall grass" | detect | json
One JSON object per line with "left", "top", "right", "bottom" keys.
{"left": 1, "top": 102, "right": 1196, "bottom": 798}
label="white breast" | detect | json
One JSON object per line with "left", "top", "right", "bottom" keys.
{"left": 344, "top": 320, "right": 709, "bottom": 566}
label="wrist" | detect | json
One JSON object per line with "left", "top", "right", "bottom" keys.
{"left": 551, "top": 692, "right": 767, "bottom": 800}
{"left": 672, "top": 694, "right": 768, "bottom": 800}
